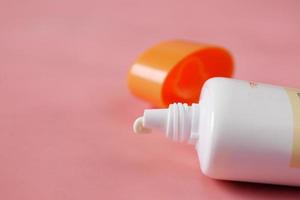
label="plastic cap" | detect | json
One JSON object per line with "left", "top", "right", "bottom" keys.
{"left": 128, "top": 40, "right": 234, "bottom": 107}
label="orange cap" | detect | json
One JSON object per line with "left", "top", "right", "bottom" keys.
{"left": 128, "top": 40, "right": 234, "bottom": 107}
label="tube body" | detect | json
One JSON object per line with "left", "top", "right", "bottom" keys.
{"left": 197, "top": 78, "right": 300, "bottom": 186}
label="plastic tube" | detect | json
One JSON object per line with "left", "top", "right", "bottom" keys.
{"left": 133, "top": 77, "right": 300, "bottom": 186}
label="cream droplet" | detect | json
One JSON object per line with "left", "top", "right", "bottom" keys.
{"left": 133, "top": 117, "right": 152, "bottom": 134}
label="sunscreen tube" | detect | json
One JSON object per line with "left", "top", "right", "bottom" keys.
{"left": 133, "top": 78, "right": 300, "bottom": 186}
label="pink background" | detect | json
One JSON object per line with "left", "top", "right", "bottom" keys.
{"left": 1, "top": 0, "right": 300, "bottom": 199}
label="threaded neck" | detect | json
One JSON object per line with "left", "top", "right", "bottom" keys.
{"left": 166, "top": 103, "right": 192, "bottom": 141}
{"left": 136, "top": 103, "right": 200, "bottom": 143}
{"left": 166, "top": 103, "right": 201, "bottom": 142}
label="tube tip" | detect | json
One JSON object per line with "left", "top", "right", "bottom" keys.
{"left": 133, "top": 117, "right": 152, "bottom": 134}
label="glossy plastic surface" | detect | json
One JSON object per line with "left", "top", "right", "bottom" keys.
{"left": 128, "top": 40, "right": 233, "bottom": 107}
{"left": 197, "top": 78, "right": 297, "bottom": 186}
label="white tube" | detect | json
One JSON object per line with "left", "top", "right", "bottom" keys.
{"left": 133, "top": 77, "right": 300, "bottom": 186}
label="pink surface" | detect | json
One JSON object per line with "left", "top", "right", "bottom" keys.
{"left": 1, "top": 0, "right": 300, "bottom": 199}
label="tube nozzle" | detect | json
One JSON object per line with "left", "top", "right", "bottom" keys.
{"left": 133, "top": 103, "right": 200, "bottom": 143}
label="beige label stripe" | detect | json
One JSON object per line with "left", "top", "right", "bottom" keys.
{"left": 286, "top": 89, "right": 300, "bottom": 168}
